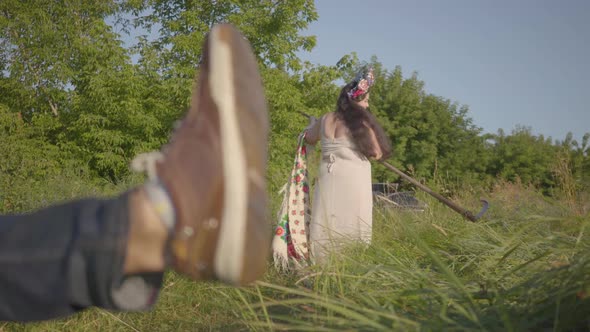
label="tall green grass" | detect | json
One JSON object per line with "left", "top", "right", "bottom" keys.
{"left": 2, "top": 182, "right": 590, "bottom": 331}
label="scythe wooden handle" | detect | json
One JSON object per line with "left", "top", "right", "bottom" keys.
{"left": 297, "top": 111, "right": 312, "bottom": 118}
{"left": 380, "top": 161, "right": 489, "bottom": 222}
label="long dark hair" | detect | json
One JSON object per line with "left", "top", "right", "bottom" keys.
{"left": 335, "top": 83, "right": 392, "bottom": 160}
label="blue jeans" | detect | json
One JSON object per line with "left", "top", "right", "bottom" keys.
{"left": 0, "top": 192, "right": 163, "bottom": 322}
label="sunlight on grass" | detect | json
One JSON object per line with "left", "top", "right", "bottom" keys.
{"left": 4, "top": 182, "right": 590, "bottom": 331}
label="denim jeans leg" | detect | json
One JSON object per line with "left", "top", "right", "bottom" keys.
{"left": 0, "top": 192, "right": 163, "bottom": 322}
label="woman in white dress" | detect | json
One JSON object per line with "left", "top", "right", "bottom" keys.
{"left": 304, "top": 68, "right": 392, "bottom": 261}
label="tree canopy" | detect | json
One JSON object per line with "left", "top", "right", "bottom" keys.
{"left": 1, "top": 0, "right": 588, "bottom": 212}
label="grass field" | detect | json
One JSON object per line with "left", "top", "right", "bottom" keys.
{"left": 2, "top": 181, "right": 590, "bottom": 331}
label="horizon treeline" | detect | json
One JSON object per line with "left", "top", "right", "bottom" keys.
{"left": 1, "top": 0, "right": 588, "bottom": 212}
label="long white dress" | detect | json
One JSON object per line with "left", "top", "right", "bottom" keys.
{"left": 310, "top": 115, "right": 373, "bottom": 261}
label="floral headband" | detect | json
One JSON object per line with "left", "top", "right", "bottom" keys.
{"left": 347, "top": 67, "right": 375, "bottom": 100}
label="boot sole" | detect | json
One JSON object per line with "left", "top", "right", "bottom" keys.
{"left": 207, "top": 25, "right": 268, "bottom": 284}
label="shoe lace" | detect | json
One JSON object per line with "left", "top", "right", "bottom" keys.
{"left": 130, "top": 151, "right": 164, "bottom": 182}
{"left": 131, "top": 120, "right": 182, "bottom": 180}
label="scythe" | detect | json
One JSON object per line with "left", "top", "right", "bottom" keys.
{"left": 379, "top": 161, "right": 489, "bottom": 222}
{"left": 297, "top": 110, "right": 489, "bottom": 222}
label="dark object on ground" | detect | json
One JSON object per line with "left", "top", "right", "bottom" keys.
{"left": 372, "top": 183, "right": 427, "bottom": 212}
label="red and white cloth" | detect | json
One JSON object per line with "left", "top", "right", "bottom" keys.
{"left": 272, "top": 132, "right": 312, "bottom": 270}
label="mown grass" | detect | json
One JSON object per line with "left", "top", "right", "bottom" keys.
{"left": 2, "top": 181, "right": 590, "bottom": 331}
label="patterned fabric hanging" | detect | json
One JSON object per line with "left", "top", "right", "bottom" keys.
{"left": 272, "top": 132, "right": 312, "bottom": 270}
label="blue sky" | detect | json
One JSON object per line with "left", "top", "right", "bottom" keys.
{"left": 296, "top": 0, "right": 589, "bottom": 141}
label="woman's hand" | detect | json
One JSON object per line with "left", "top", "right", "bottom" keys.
{"left": 369, "top": 151, "right": 383, "bottom": 161}
{"left": 363, "top": 121, "right": 384, "bottom": 161}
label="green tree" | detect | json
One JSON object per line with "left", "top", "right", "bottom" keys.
{"left": 488, "top": 126, "right": 557, "bottom": 189}
{"left": 553, "top": 132, "right": 590, "bottom": 198}
{"left": 0, "top": 0, "right": 121, "bottom": 119}
{"left": 367, "top": 62, "right": 488, "bottom": 190}
{"left": 128, "top": 0, "right": 317, "bottom": 77}
{"left": 0, "top": 105, "right": 98, "bottom": 212}
{"left": 1, "top": 0, "right": 181, "bottom": 182}
{"left": 123, "top": 0, "right": 320, "bottom": 188}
